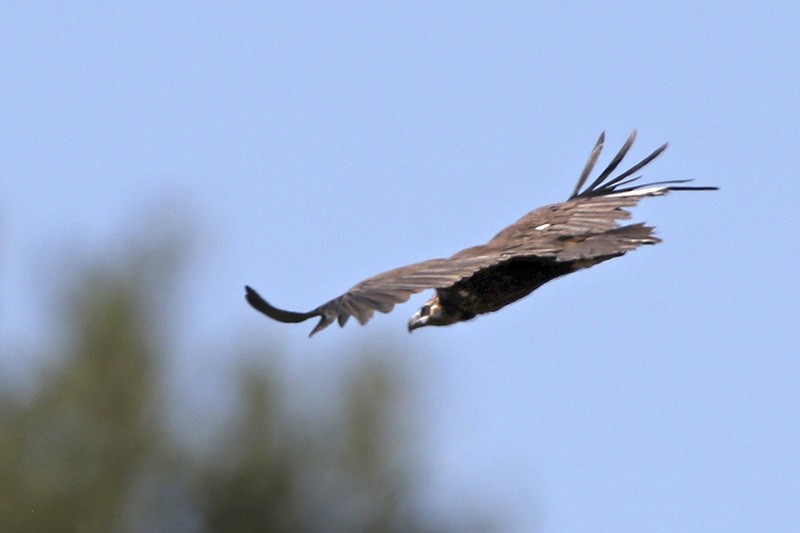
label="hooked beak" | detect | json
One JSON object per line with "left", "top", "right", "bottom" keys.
{"left": 407, "top": 311, "right": 427, "bottom": 333}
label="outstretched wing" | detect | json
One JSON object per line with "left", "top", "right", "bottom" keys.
{"left": 484, "top": 131, "right": 717, "bottom": 262}
{"left": 246, "top": 254, "right": 499, "bottom": 336}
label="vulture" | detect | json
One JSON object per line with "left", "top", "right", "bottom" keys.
{"left": 246, "top": 131, "right": 716, "bottom": 336}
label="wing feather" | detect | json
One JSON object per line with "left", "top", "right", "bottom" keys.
{"left": 246, "top": 255, "right": 503, "bottom": 336}
{"left": 570, "top": 131, "right": 605, "bottom": 197}
{"left": 581, "top": 130, "right": 637, "bottom": 194}
{"left": 485, "top": 132, "right": 716, "bottom": 262}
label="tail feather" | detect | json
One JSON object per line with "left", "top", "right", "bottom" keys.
{"left": 557, "top": 223, "right": 659, "bottom": 262}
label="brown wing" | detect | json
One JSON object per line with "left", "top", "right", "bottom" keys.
{"left": 246, "top": 254, "right": 503, "bottom": 336}
{"left": 482, "top": 131, "right": 716, "bottom": 263}
{"left": 483, "top": 193, "right": 663, "bottom": 261}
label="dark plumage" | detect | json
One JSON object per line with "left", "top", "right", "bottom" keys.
{"left": 246, "top": 131, "right": 717, "bottom": 336}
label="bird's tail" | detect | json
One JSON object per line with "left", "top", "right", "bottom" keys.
{"left": 558, "top": 223, "right": 659, "bottom": 263}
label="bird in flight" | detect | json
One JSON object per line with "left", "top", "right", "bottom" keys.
{"left": 246, "top": 131, "right": 716, "bottom": 336}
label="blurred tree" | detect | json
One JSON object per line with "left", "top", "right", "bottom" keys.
{"left": 0, "top": 227, "right": 490, "bottom": 532}
{"left": 0, "top": 253, "right": 167, "bottom": 531}
{"left": 197, "top": 367, "right": 303, "bottom": 532}
{"left": 195, "top": 357, "right": 438, "bottom": 533}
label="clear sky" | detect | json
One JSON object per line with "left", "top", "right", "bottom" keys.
{"left": 3, "top": 2, "right": 799, "bottom": 531}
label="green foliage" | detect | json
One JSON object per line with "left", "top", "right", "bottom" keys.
{"left": 0, "top": 233, "right": 487, "bottom": 532}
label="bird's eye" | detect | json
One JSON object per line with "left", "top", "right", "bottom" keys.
{"left": 420, "top": 305, "right": 430, "bottom": 317}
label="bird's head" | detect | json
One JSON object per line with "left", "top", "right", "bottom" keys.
{"left": 408, "top": 294, "right": 469, "bottom": 332}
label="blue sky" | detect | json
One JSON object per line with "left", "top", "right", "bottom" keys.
{"left": 3, "top": 2, "right": 799, "bottom": 531}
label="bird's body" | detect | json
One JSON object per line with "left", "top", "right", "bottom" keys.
{"left": 425, "top": 257, "right": 577, "bottom": 324}
{"left": 246, "top": 132, "right": 717, "bottom": 336}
